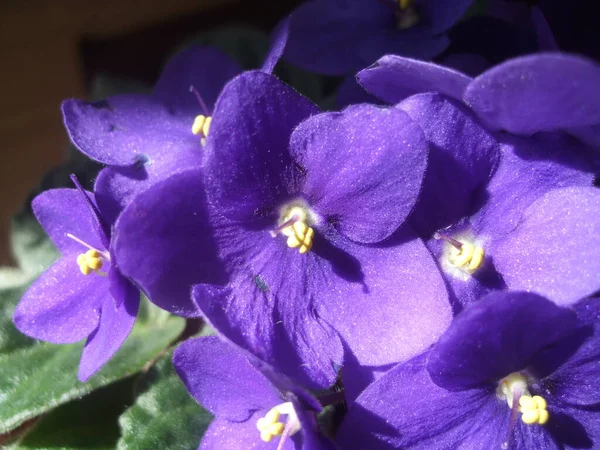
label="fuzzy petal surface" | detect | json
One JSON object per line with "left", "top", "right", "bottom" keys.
{"left": 203, "top": 70, "right": 318, "bottom": 221}
{"left": 470, "top": 132, "right": 596, "bottom": 238}
{"left": 113, "top": 169, "right": 224, "bottom": 317}
{"left": 62, "top": 94, "right": 196, "bottom": 166}
{"left": 464, "top": 53, "right": 600, "bottom": 134}
{"left": 153, "top": 46, "right": 240, "bottom": 117}
{"left": 262, "top": 16, "right": 290, "bottom": 74}
{"left": 492, "top": 187, "right": 600, "bottom": 306}
{"left": 199, "top": 416, "right": 294, "bottom": 450}
{"left": 290, "top": 104, "right": 428, "bottom": 243}
{"left": 174, "top": 336, "right": 281, "bottom": 422}
{"left": 78, "top": 282, "right": 139, "bottom": 381}
{"left": 32, "top": 189, "right": 105, "bottom": 255}
{"left": 398, "top": 93, "right": 499, "bottom": 237}
{"left": 14, "top": 258, "right": 106, "bottom": 344}
{"left": 358, "top": 55, "right": 471, "bottom": 105}
{"left": 427, "top": 291, "right": 578, "bottom": 391}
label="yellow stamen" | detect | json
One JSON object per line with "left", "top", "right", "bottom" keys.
{"left": 398, "top": 0, "right": 413, "bottom": 10}
{"left": 256, "top": 406, "right": 286, "bottom": 443}
{"left": 77, "top": 249, "right": 104, "bottom": 276}
{"left": 498, "top": 373, "right": 550, "bottom": 426}
{"left": 448, "top": 242, "right": 485, "bottom": 272}
{"left": 192, "top": 115, "right": 212, "bottom": 145}
{"left": 279, "top": 207, "right": 314, "bottom": 254}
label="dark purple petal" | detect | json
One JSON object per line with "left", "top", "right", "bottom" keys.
{"left": 112, "top": 169, "right": 224, "bottom": 317}
{"left": 153, "top": 46, "right": 240, "bottom": 117}
{"left": 173, "top": 336, "right": 281, "bottom": 421}
{"left": 337, "top": 354, "right": 510, "bottom": 450}
{"left": 531, "top": 7, "right": 559, "bottom": 51}
{"left": 398, "top": 93, "right": 499, "bottom": 237}
{"left": 291, "top": 104, "right": 428, "bottom": 243}
{"left": 464, "top": 53, "right": 600, "bottom": 134}
{"left": 78, "top": 286, "right": 139, "bottom": 381}
{"left": 262, "top": 16, "right": 290, "bottom": 74}
{"left": 547, "top": 403, "right": 599, "bottom": 449}
{"left": 427, "top": 291, "right": 578, "bottom": 391}
{"left": 290, "top": 393, "right": 336, "bottom": 450}
{"left": 32, "top": 189, "right": 104, "bottom": 255}
{"left": 203, "top": 71, "right": 318, "bottom": 221}
{"left": 419, "top": 0, "right": 475, "bottom": 34}
{"left": 320, "top": 228, "right": 452, "bottom": 368}
{"left": 199, "top": 416, "right": 292, "bottom": 450}
{"left": 492, "top": 187, "right": 600, "bottom": 306}
{"left": 13, "top": 258, "right": 105, "bottom": 344}
{"left": 284, "top": 0, "right": 393, "bottom": 75}
{"left": 62, "top": 94, "right": 195, "bottom": 166}
{"left": 543, "top": 298, "right": 600, "bottom": 406}
{"left": 471, "top": 132, "right": 596, "bottom": 239}
{"left": 358, "top": 55, "right": 471, "bottom": 104}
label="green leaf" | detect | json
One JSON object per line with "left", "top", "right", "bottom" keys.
{"left": 0, "top": 309, "right": 185, "bottom": 434}
{"left": 0, "top": 282, "right": 36, "bottom": 355}
{"left": 117, "top": 351, "right": 212, "bottom": 450}
{"left": 7, "top": 377, "right": 136, "bottom": 450}
{"left": 10, "top": 214, "right": 58, "bottom": 277}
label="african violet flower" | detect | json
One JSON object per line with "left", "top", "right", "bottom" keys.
{"left": 174, "top": 335, "right": 335, "bottom": 449}
{"left": 114, "top": 69, "right": 453, "bottom": 390}
{"left": 338, "top": 292, "right": 600, "bottom": 449}
{"left": 61, "top": 22, "right": 291, "bottom": 317}
{"left": 61, "top": 46, "right": 242, "bottom": 226}
{"left": 13, "top": 177, "right": 139, "bottom": 381}
{"left": 283, "top": 0, "right": 474, "bottom": 75}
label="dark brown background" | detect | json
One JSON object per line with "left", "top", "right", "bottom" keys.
{"left": 0, "top": 0, "right": 300, "bottom": 265}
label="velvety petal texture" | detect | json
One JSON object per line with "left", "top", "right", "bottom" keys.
{"left": 427, "top": 291, "right": 578, "bottom": 391}
{"left": 492, "top": 187, "right": 600, "bottom": 306}
{"left": 113, "top": 169, "right": 225, "bottom": 317}
{"left": 262, "top": 15, "right": 290, "bottom": 74}
{"left": 13, "top": 258, "right": 106, "bottom": 344}
{"left": 398, "top": 93, "right": 499, "bottom": 236}
{"left": 290, "top": 104, "right": 428, "bottom": 243}
{"left": 174, "top": 336, "right": 281, "bottom": 422}
{"left": 78, "top": 286, "right": 139, "bottom": 381}
{"left": 464, "top": 53, "right": 600, "bottom": 134}
{"left": 200, "top": 417, "right": 294, "bottom": 450}
{"left": 358, "top": 55, "right": 472, "bottom": 105}
{"left": 203, "top": 70, "right": 318, "bottom": 221}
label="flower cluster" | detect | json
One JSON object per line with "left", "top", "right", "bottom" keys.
{"left": 12, "top": 2, "right": 600, "bottom": 449}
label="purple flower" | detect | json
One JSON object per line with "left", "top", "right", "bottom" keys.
{"left": 174, "top": 335, "right": 335, "bottom": 449}
{"left": 338, "top": 292, "right": 600, "bottom": 449}
{"left": 13, "top": 176, "right": 139, "bottom": 381}
{"left": 61, "top": 46, "right": 242, "bottom": 224}
{"left": 283, "top": 0, "right": 474, "bottom": 75}
{"left": 114, "top": 70, "right": 453, "bottom": 390}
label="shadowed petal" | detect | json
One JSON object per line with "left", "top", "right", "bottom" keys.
{"left": 112, "top": 169, "right": 224, "bottom": 317}
{"left": 398, "top": 93, "right": 499, "bottom": 237}
{"left": 154, "top": 46, "right": 241, "bottom": 117}
{"left": 203, "top": 71, "right": 318, "bottom": 221}
{"left": 291, "top": 104, "right": 428, "bottom": 243}
{"left": 13, "top": 258, "right": 106, "bottom": 344}
{"left": 262, "top": 16, "right": 290, "bottom": 74}
{"left": 492, "top": 187, "right": 600, "bottom": 306}
{"left": 464, "top": 53, "right": 600, "bottom": 134}
{"left": 358, "top": 55, "right": 471, "bottom": 104}
{"left": 174, "top": 336, "right": 281, "bottom": 422}
{"left": 427, "top": 291, "right": 578, "bottom": 391}
{"left": 78, "top": 283, "right": 139, "bottom": 381}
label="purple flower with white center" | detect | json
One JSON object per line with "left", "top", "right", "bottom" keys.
{"left": 114, "top": 69, "right": 453, "bottom": 390}
{"left": 13, "top": 176, "right": 139, "bottom": 381}
{"left": 174, "top": 335, "right": 335, "bottom": 449}
{"left": 282, "top": 0, "right": 474, "bottom": 76}
{"left": 337, "top": 292, "right": 600, "bottom": 449}
{"left": 61, "top": 46, "right": 242, "bottom": 225}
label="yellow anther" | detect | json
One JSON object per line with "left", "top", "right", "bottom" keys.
{"left": 77, "top": 249, "right": 104, "bottom": 276}
{"left": 449, "top": 242, "right": 485, "bottom": 272}
{"left": 192, "top": 115, "right": 206, "bottom": 135}
{"left": 256, "top": 406, "right": 286, "bottom": 443}
{"left": 192, "top": 115, "right": 212, "bottom": 145}
{"left": 284, "top": 221, "right": 314, "bottom": 254}
{"left": 519, "top": 395, "right": 549, "bottom": 425}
